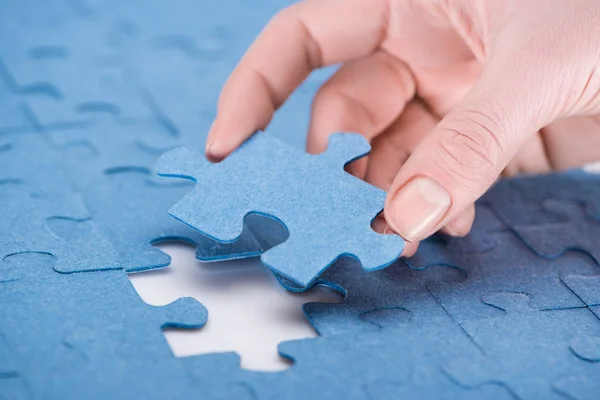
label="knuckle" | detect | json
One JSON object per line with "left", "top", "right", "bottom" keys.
{"left": 435, "top": 109, "right": 506, "bottom": 187}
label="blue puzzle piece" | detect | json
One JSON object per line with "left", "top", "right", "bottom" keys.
{"left": 554, "top": 375, "right": 600, "bottom": 400}
{"left": 182, "top": 324, "right": 514, "bottom": 400}
{"left": 479, "top": 176, "right": 569, "bottom": 226}
{"left": 0, "top": 252, "right": 208, "bottom": 399}
{"left": 562, "top": 274, "right": 600, "bottom": 307}
{"left": 42, "top": 120, "right": 179, "bottom": 183}
{"left": 0, "top": 67, "right": 36, "bottom": 134}
{"left": 403, "top": 203, "right": 507, "bottom": 270}
{"left": 510, "top": 169, "right": 600, "bottom": 221}
{"left": 444, "top": 293, "right": 600, "bottom": 400}
{"left": 87, "top": 0, "right": 317, "bottom": 148}
{"left": 276, "top": 256, "right": 465, "bottom": 335}
{"left": 0, "top": 132, "right": 73, "bottom": 194}
{"left": 156, "top": 131, "right": 404, "bottom": 286}
{"left": 0, "top": 0, "right": 151, "bottom": 127}
{"left": 195, "top": 213, "right": 289, "bottom": 262}
{"left": 427, "top": 232, "right": 598, "bottom": 323}
{"left": 37, "top": 120, "right": 267, "bottom": 272}
{"left": 0, "top": 181, "right": 120, "bottom": 273}
{"left": 0, "top": 134, "right": 120, "bottom": 272}
{"left": 569, "top": 335, "right": 600, "bottom": 362}
{"left": 69, "top": 168, "right": 267, "bottom": 273}
{"left": 505, "top": 200, "right": 600, "bottom": 263}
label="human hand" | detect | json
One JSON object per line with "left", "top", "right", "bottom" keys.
{"left": 205, "top": 0, "right": 600, "bottom": 256}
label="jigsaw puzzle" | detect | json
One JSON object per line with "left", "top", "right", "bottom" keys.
{"left": 0, "top": 180, "right": 120, "bottom": 274}
{"left": 444, "top": 294, "right": 600, "bottom": 400}
{"left": 38, "top": 120, "right": 275, "bottom": 272}
{"left": 181, "top": 322, "right": 515, "bottom": 400}
{"left": 156, "top": 131, "right": 405, "bottom": 286}
{"left": 0, "top": 252, "right": 209, "bottom": 400}
{"left": 3, "top": 0, "right": 600, "bottom": 398}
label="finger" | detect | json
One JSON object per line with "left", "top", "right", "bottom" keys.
{"left": 441, "top": 204, "right": 475, "bottom": 237}
{"left": 402, "top": 241, "right": 419, "bottom": 257}
{"left": 371, "top": 214, "right": 419, "bottom": 257}
{"left": 307, "top": 50, "right": 416, "bottom": 179}
{"left": 363, "top": 100, "right": 437, "bottom": 190}
{"left": 306, "top": 51, "right": 416, "bottom": 154}
{"left": 540, "top": 115, "right": 600, "bottom": 170}
{"left": 384, "top": 47, "right": 562, "bottom": 242}
{"left": 206, "top": 0, "right": 391, "bottom": 160}
{"left": 502, "top": 131, "right": 551, "bottom": 177}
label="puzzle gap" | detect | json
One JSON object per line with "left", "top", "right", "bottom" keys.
{"left": 127, "top": 241, "right": 343, "bottom": 372}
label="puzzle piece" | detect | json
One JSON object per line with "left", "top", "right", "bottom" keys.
{"left": 562, "top": 274, "right": 600, "bottom": 307}
{"left": 0, "top": 181, "right": 120, "bottom": 273}
{"left": 403, "top": 203, "right": 507, "bottom": 270}
{"left": 68, "top": 167, "right": 266, "bottom": 273}
{"left": 94, "top": 0, "right": 315, "bottom": 147}
{"left": 42, "top": 120, "right": 179, "bottom": 183}
{"left": 0, "top": 132, "right": 73, "bottom": 194}
{"left": 0, "top": 252, "right": 208, "bottom": 399}
{"left": 276, "top": 256, "right": 465, "bottom": 335}
{"left": 569, "top": 335, "right": 600, "bottom": 362}
{"left": 195, "top": 213, "right": 289, "bottom": 262}
{"left": 554, "top": 374, "right": 600, "bottom": 400}
{"left": 182, "top": 324, "right": 514, "bottom": 400}
{"left": 505, "top": 200, "right": 600, "bottom": 263}
{"left": 0, "top": 66, "right": 36, "bottom": 134}
{"left": 479, "top": 175, "right": 569, "bottom": 226}
{"left": 510, "top": 169, "right": 600, "bottom": 221}
{"left": 427, "top": 232, "right": 598, "bottom": 322}
{"left": 32, "top": 120, "right": 267, "bottom": 272}
{"left": 0, "top": 0, "right": 151, "bottom": 127}
{"left": 0, "top": 332, "right": 20, "bottom": 393}
{"left": 444, "top": 293, "right": 600, "bottom": 400}
{"left": 156, "top": 132, "right": 404, "bottom": 286}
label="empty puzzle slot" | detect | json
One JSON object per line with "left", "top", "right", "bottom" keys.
{"left": 127, "top": 241, "right": 342, "bottom": 372}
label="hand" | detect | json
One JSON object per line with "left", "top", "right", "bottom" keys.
{"left": 205, "top": 0, "right": 600, "bottom": 256}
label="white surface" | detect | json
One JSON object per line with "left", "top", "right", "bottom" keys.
{"left": 127, "top": 242, "right": 342, "bottom": 372}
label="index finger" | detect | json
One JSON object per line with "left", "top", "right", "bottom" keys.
{"left": 205, "top": 0, "right": 390, "bottom": 160}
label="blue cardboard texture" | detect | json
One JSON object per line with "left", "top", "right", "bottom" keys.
{"left": 444, "top": 294, "right": 600, "bottom": 400}
{"left": 0, "top": 181, "right": 120, "bottom": 274}
{"left": 506, "top": 200, "right": 600, "bottom": 263}
{"left": 156, "top": 131, "right": 405, "bottom": 286}
{"left": 0, "top": 0, "right": 322, "bottom": 144}
{"left": 0, "top": 0, "right": 149, "bottom": 127}
{"left": 181, "top": 324, "right": 515, "bottom": 400}
{"left": 403, "top": 204, "right": 508, "bottom": 270}
{"left": 0, "top": 133, "right": 74, "bottom": 195}
{"left": 427, "top": 232, "right": 598, "bottom": 323}
{"left": 25, "top": 122, "right": 268, "bottom": 272}
{"left": 562, "top": 274, "right": 600, "bottom": 306}
{"left": 569, "top": 335, "right": 600, "bottom": 362}
{"left": 554, "top": 375, "right": 600, "bottom": 400}
{"left": 0, "top": 252, "right": 208, "bottom": 400}
{"left": 510, "top": 170, "right": 600, "bottom": 221}
{"left": 276, "top": 256, "right": 465, "bottom": 335}
{"left": 481, "top": 169, "right": 600, "bottom": 222}
{"left": 74, "top": 168, "right": 267, "bottom": 273}
{"left": 0, "top": 68, "right": 36, "bottom": 134}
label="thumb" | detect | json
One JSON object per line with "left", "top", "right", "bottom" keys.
{"left": 384, "top": 52, "right": 560, "bottom": 242}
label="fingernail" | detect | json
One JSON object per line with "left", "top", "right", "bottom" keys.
{"left": 387, "top": 176, "right": 451, "bottom": 242}
{"left": 205, "top": 120, "right": 219, "bottom": 156}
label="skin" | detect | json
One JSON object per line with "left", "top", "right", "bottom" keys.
{"left": 205, "top": 0, "right": 600, "bottom": 256}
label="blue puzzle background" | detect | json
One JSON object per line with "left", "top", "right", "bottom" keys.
{"left": 2, "top": 1, "right": 600, "bottom": 399}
